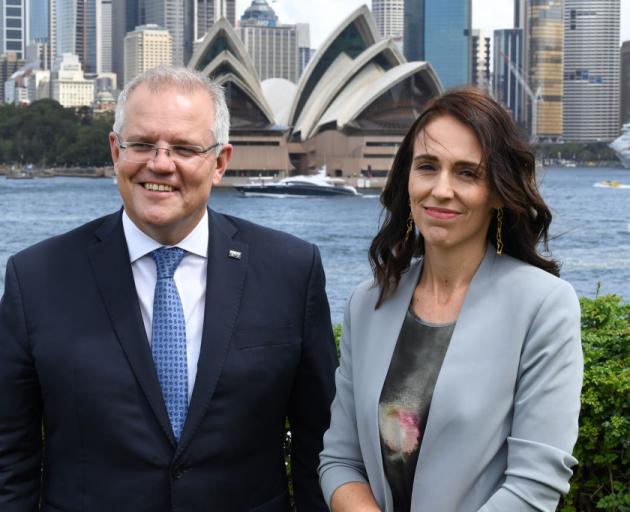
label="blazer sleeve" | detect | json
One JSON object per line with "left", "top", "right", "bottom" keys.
{"left": 288, "top": 244, "right": 338, "bottom": 511}
{"left": 479, "top": 279, "right": 583, "bottom": 512}
{"left": 0, "top": 256, "right": 43, "bottom": 510}
{"left": 318, "top": 287, "right": 370, "bottom": 508}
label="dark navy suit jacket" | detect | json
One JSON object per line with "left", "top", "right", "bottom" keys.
{"left": 0, "top": 208, "right": 337, "bottom": 512}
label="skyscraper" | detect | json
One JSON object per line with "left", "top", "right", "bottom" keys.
{"left": 518, "top": 0, "right": 564, "bottom": 140}
{"left": 195, "top": 0, "right": 235, "bottom": 40}
{"left": 96, "top": 0, "right": 112, "bottom": 72}
{"left": 54, "top": 0, "right": 89, "bottom": 69}
{"left": 471, "top": 29, "right": 490, "bottom": 90}
{"left": 493, "top": 29, "right": 526, "bottom": 128}
{"left": 124, "top": 24, "right": 172, "bottom": 85}
{"left": 621, "top": 41, "right": 630, "bottom": 125}
{"left": 111, "top": 0, "right": 140, "bottom": 88}
{"left": 30, "top": 0, "right": 48, "bottom": 42}
{"left": 563, "top": 0, "right": 620, "bottom": 141}
{"left": 143, "top": 0, "right": 194, "bottom": 66}
{"left": 403, "top": 0, "right": 471, "bottom": 88}
{"left": 237, "top": 0, "right": 306, "bottom": 83}
{"left": 372, "top": 0, "right": 404, "bottom": 49}
{"left": 1, "top": 0, "right": 29, "bottom": 59}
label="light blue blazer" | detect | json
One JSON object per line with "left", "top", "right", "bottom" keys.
{"left": 319, "top": 246, "right": 583, "bottom": 511}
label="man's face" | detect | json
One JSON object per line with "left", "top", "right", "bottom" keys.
{"left": 109, "top": 83, "right": 232, "bottom": 245}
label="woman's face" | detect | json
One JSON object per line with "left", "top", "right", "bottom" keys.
{"left": 408, "top": 114, "right": 498, "bottom": 253}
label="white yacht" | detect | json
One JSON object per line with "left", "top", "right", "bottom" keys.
{"left": 609, "top": 123, "right": 630, "bottom": 169}
{"left": 234, "top": 167, "right": 359, "bottom": 197}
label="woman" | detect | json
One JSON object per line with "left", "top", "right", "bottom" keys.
{"left": 318, "top": 89, "right": 583, "bottom": 512}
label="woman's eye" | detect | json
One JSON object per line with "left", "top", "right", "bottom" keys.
{"left": 416, "top": 163, "right": 435, "bottom": 171}
{"left": 459, "top": 168, "right": 477, "bottom": 178}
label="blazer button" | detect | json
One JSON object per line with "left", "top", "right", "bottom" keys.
{"left": 172, "top": 467, "right": 184, "bottom": 480}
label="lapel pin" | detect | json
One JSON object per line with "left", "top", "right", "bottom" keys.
{"left": 228, "top": 249, "right": 242, "bottom": 259}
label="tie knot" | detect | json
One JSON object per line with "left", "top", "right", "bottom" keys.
{"left": 151, "top": 247, "right": 186, "bottom": 279}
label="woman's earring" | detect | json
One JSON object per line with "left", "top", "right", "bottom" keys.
{"left": 404, "top": 212, "right": 414, "bottom": 243}
{"left": 496, "top": 207, "right": 504, "bottom": 255}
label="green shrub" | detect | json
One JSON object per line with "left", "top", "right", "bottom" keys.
{"left": 560, "top": 295, "right": 630, "bottom": 511}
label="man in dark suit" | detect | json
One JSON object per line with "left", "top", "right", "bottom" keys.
{"left": 0, "top": 65, "right": 337, "bottom": 511}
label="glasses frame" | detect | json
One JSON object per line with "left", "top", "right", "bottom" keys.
{"left": 114, "top": 134, "right": 222, "bottom": 164}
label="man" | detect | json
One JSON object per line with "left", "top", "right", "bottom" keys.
{"left": 0, "top": 66, "right": 337, "bottom": 511}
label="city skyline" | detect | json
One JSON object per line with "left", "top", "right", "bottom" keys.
{"left": 241, "top": 0, "right": 630, "bottom": 49}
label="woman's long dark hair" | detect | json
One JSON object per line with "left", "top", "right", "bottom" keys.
{"left": 369, "top": 87, "right": 560, "bottom": 308}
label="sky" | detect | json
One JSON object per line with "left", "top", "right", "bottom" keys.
{"left": 237, "top": 0, "right": 630, "bottom": 50}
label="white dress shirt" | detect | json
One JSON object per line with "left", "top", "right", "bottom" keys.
{"left": 122, "top": 210, "right": 208, "bottom": 403}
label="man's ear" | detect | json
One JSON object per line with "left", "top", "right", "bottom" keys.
{"left": 212, "top": 143, "right": 233, "bottom": 185}
{"left": 109, "top": 132, "right": 120, "bottom": 173}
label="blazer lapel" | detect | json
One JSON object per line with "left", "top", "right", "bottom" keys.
{"left": 88, "top": 211, "right": 176, "bottom": 447}
{"left": 410, "top": 245, "right": 497, "bottom": 506}
{"left": 176, "top": 209, "right": 248, "bottom": 456}
{"left": 362, "top": 263, "right": 422, "bottom": 511}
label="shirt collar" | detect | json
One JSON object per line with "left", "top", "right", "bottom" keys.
{"left": 122, "top": 209, "right": 209, "bottom": 263}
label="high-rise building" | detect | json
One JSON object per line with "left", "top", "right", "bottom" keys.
{"left": 471, "top": 29, "right": 490, "bottom": 90}
{"left": 563, "top": 0, "right": 620, "bottom": 141}
{"left": 124, "top": 24, "right": 172, "bottom": 86}
{"left": 296, "top": 23, "right": 312, "bottom": 77}
{"left": 54, "top": 0, "right": 94, "bottom": 71}
{"left": 30, "top": 0, "right": 48, "bottom": 42}
{"left": 143, "top": 0, "right": 194, "bottom": 66}
{"left": 518, "top": 0, "right": 564, "bottom": 140}
{"left": 49, "top": 0, "right": 57, "bottom": 68}
{"left": 372, "top": 0, "right": 404, "bottom": 49}
{"left": 0, "top": 51, "right": 24, "bottom": 103}
{"left": 240, "top": 0, "right": 277, "bottom": 26}
{"left": 111, "top": 0, "right": 140, "bottom": 88}
{"left": 493, "top": 29, "right": 526, "bottom": 128}
{"left": 403, "top": 0, "right": 471, "bottom": 89}
{"left": 51, "top": 52, "right": 94, "bottom": 106}
{"left": 96, "top": 0, "right": 112, "bottom": 72}
{"left": 621, "top": 41, "right": 630, "bottom": 125}
{"left": 237, "top": 0, "right": 307, "bottom": 83}
{"left": 1, "top": 0, "right": 29, "bottom": 59}
{"left": 195, "top": 0, "right": 236, "bottom": 40}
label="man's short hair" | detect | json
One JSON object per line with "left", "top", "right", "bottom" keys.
{"left": 113, "top": 65, "right": 230, "bottom": 156}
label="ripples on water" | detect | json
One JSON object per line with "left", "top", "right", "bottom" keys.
{"left": 1, "top": 167, "right": 628, "bottom": 324}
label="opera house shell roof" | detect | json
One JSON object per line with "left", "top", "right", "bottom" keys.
{"left": 188, "top": 5, "right": 443, "bottom": 181}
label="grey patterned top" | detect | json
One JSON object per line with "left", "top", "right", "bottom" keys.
{"left": 378, "top": 308, "right": 455, "bottom": 512}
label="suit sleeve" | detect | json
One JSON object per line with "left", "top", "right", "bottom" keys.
{"left": 288, "top": 245, "right": 338, "bottom": 511}
{"left": 0, "top": 256, "right": 43, "bottom": 510}
{"left": 318, "top": 287, "right": 370, "bottom": 509}
{"left": 479, "top": 280, "right": 583, "bottom": 512}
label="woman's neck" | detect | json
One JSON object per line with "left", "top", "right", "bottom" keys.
{"left": 412, "top": 241, "right": 488, "bottom": 323}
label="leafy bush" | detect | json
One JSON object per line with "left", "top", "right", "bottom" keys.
{"left": 560, "top": 295, "right": 630, "bottom": 511}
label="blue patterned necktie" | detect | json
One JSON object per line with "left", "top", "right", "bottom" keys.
{"left": 151, "top": 247, "right": 188, "bottom": 442}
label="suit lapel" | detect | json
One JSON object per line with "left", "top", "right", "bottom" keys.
{"left": 88, "top": 211, "right": 176, "bottom": 446}
{"left": 361, "top": 263, "right": 421, "bottom": 511}
{"left": 176, "top": 209, "right": 248, "bottom": 456}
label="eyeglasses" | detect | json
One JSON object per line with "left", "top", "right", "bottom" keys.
{"left": 115, "top": 134, "right": 222, "bottom": 164}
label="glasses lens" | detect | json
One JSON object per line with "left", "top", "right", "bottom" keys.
{"left": 121, "top": 142, "right": 205, "bottom": 164}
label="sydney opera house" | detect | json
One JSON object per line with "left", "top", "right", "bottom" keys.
{"left": 188, "top": 5, "right": 443, "bottom": 186}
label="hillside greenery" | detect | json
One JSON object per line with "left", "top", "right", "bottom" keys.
{"left": 0, "top": 100, "right": 113, "bottom": 168}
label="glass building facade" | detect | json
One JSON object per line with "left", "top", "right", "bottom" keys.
{"left": 493, "top": 29, "right": 525, "bottom": 129}
{"left": 523, "top": 0, "right": 564, "bottom": 139}
{"left": 403, "top": 0, "right": 471, "bottom": 89}
{"left": 1, "top": 0, "right": 28, "bottom": 59}
{"left": 30, "top": 0, "right": 48, "bottom": 42}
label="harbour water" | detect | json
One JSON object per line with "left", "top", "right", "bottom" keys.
{"left": 1, "top": 166, "right": 628, "bottom": 324}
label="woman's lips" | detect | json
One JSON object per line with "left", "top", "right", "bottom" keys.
{"left": 423, "top": 207, "right": 460, "bottom": 220}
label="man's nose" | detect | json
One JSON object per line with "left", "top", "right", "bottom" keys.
{"left": 150, "top": 147, "right": 174, "bottom": 170}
